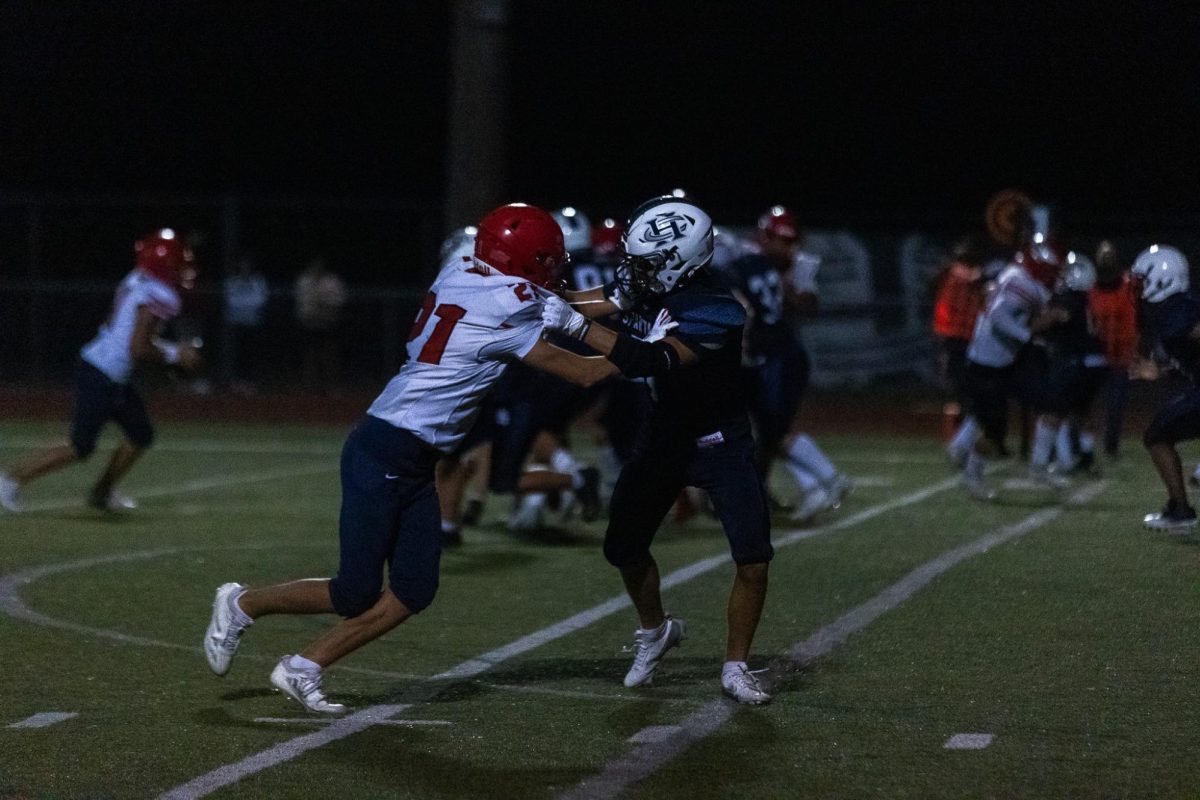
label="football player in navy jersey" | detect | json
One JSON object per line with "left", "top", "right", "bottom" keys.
{"left": 723, "top": 206, "right": 850, "bottom": 522}
{"left": 1130, "top": 245, "right": 1200, "bottom": 531}
{"left": 542, "top": 195, "right": 773, "bottom": 705}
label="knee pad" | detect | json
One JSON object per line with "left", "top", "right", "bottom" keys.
{"left": 328, "top": 579, "right": 380, "bottom": 619}
{"left": 391, "top": 578, "right": 438, "bottom": 614}
{"left": 603, "top": 535, "right": 649, "bottom": 569}
{"left": 128, "top": 427, "right": 155, "bottom": 450}
{"left": 69, "top": 436, "right": 96, "bottom": 461}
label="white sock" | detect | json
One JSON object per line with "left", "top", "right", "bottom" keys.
{"left": 550, "top": 448, "right": 579, "bottom": 475}
{"left": 784, "top": 461, "right": 821, "bottom": 493}
{"left": 786, "top": 434, "right": 838, "bottom": 484}
{"left": 722, "top": 660, "right": 748, "bottom": 675}
{"left": 570, "top": 471, "right": 586, "bottom": 490}
{"left": 440, "top": 519, "right": 459, "bottom": 534}
{"left": 230, "top": 589, "right": 253, "bottom": 627}
{"left": 638, "top": 618, "right": 669, "bottom": 636}
{"left": 1079, "top": 433, "right": 1095, "bottom": 454}
{"left": 1055, "top": 422, "right": 1076, "bottom": 471}
{"left": 965, "top": 450, "right": 985, "bottom": 481}
{"left": 949, "top": 416, "right": 980, "bottom": 454}
{"left": 1031, "top": 420, "right": 1056, "bottom": 469}
{"left": 288, "top": 654, "right": 321, "bottom": 672}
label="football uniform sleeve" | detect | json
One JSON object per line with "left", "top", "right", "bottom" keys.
{"left": 670, "top": 297, "right": 746, "bottom": 356}
{"left": 790, "top": 250, "right": 821, "bottom": 295}
{"left": 478, "top": 304, "right": 542, "bottom": 361}
{"left": 142, "top": 280, "right": 182, "bottom": 321}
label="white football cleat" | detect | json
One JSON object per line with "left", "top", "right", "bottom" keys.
{"left": 88, "top": 489, "right": 138, "bottom": 512}
{"left": 623, "top": 616, "right": 686, "bottom": 688}
{"left": 1028, "top": 466, "right": 1071, "bottom": 491}
{"left": 270, "top": 657, "right": 347, "bottom": 714}
{"left": 826, "top": 474, "right": 854, "bottom": 509}
{"left": 205, "top": 582, "right": 251, "bottom": 676}
{"left": 1143, "top": 506, "right": 1198, "bottom": 534}
{"left": 721, "top": 663, "right": 772, "bottom": 705}
{"left": 0, "top": 474, "right": 24, "bottom": 513}
{"left": 790, "top": 487, "right": 832, "bottom": 524}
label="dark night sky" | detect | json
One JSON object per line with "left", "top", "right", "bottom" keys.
{"left": 2, "top": 1, "right": 1198, "bottom": 228}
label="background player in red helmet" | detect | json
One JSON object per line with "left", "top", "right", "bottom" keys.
{"left": 200, "top": 203, "right": 618, "bottom": 714}
{"left": 0, "top": 229, "right": 202, "bottom": 513}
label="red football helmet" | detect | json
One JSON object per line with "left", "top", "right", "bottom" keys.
{"left": 1015, "top": 236, "right": 1066, "bottom": 289}
{"left": 135, "top": 228, "right": 194, "bottom": 287}
{"left": 474, "top": 203, "right": 567, "bottom": 288}
{"left": 757, "top": 205, "right": 800, "bottom": 242}
{"left": 592, "top": 217, "right": 625, "bottom": 263}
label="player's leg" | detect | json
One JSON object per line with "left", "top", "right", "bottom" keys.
{"left": 962, "top": 363, "right": 1009, "bottom": 500}
{"left": 0, "top": 363, "right": 113, "bottom": 511}
{"left": 604, "top": 443, "right": 687, "bottom": 688}
{"left": 89, "top": 384, "right": 156, "bottom": 509}
{"left": 1141, "top": 388, "right": 1200, "bottom": 531}
{"left": 691, "top": 425, "right": 773, "bottom": 704}
{"left": 1104, "top": 366, "right": 1130, "bottom": 457}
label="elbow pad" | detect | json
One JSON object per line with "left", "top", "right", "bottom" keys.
{"left": 608, "top": 333, "right": 683, "bottom": 378}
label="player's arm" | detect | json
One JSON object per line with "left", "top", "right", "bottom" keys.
{"left": 520, "top": 338, "right": 619, "bottom": 388}
{"left": 559, "top": 281, "right": 633, "bottom": 320}
{"left": 128, "top": 306, "right": 200, "bottom": 371}
{"left": 542, "top": 295, "right": 700, "bottom": 376}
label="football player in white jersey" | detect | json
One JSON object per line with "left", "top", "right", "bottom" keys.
{"left": 0, "top": 229, "right": 201, "bottom": 513}
{"left": 202, "top": 204, "right": 618, "bottom": 713}
{"left": 952, "top": 238, "right": 1068, "bottom": 499}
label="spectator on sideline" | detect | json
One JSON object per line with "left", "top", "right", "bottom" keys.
{"left": 1089, "top": 240, "right": 1138, "bottom": 456}
{"left": 294, "top": 256, "right": 348, "bottom": 391}
{"left": 931, "top": 236, "right": 987, "bottom": 441}
{"left": 223, "top": 254, "right": 269, "bottom": 394}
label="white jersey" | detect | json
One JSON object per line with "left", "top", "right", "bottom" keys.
{"left": 81, "top": 270, "right": 182, "bottom": 384}
{"left": 368, "top": 261, "right": 544, "bottom": 452}
{"left": 967, "top": 264, "right": 1050, "bottom": 368}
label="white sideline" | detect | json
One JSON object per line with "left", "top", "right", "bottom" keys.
{"left": 556, "top": 481, "right": 1107, "bottom": 800}
{"left": 158, "top": 475, "right": 960, "bottom": 799}
{"left": 21, "top": 463, "right": 334, "bottom": 512}
{"left": 7, "top": 712, "right": 78, "bottom": 729}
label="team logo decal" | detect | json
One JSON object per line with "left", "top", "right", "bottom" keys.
{"left": 638, "top": 212, "right": 696, "bottom": 244}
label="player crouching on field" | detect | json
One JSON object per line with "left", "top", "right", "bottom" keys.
{"left": 203, "top": 204, "right": 621, "bottom": 714}
{"left": 1129, "top": 245, "right": 1200, "bottom": 532}
{"left": 0, "top": 229, "right": 201, "bottom": 513}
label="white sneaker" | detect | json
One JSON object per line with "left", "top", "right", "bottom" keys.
{"left": 790, "top": 487, "right": 832, "bottom": 524}
{"left": 1028, "top": 466, "right": 1071, "bottom": 491}
{"left": 0, "top": 474, "right": 23, "bottom": 513}
{"left": 270, "top": 657, "right": 346, "bottom": 714}
{"left": 623, "top": 616, "right": 686, "bottom": 688}
{"left": 721, "top": 664, "right": 772, "bottom": 705}
{"left": 204, "top": 583, "right": 251, "bottom": 676}
{"left": 963, "top": 470, "right": 996, "bottom": 501}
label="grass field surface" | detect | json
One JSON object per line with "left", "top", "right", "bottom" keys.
{"left": 2, "top": 418, "right": 1199, "bottom": 799}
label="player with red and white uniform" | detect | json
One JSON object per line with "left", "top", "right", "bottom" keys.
{"left": 0, "top": 229, "right": 201, "bottom": 513}
{"left": 202, "top": 203, "right": 616, "bottom": 714}
{"left": 953, "top": 238, "right": 1066, "bottom": 499}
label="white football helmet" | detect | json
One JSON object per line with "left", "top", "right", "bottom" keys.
{"left": 1132, "top": 244, "right": 1189, "bottom": 303}
{"left": 618, "top": 196, "right": 714, "bottom": 299}
{"left": 1061, "top": 251, "right": 1097, "bottom": 292}
{"left": 552, "top": 207, "right": 592, "bottom": 253}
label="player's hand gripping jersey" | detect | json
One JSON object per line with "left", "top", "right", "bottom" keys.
{"left": 80, "top": 269, "right": 182, "bottom": 384}
{"left": 967, "top": 264, "right": 1050, "bottom": 368}
{"left": 368, "top": 261, "right": 544, "bottom": 451}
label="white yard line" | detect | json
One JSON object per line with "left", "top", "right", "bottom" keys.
{"left": 556, "top": 481, "right": 1107, "bottom": 800}
{"left": 20, "top": 463, "right": 334, "bottom": 512}
{"left": 253, "top": 717, "right": 453, "bottom": 728}
{"left": 7, "top": 712, "right": 78, "bottom": 729}
{"left": 0, "top": 436, "right": 339, "bottom": 456}
{"left": 157, "top": 475, "right": 960, "bottom": 800}
{"left": 944, "top": 733, "right": 994, "bottom": 750}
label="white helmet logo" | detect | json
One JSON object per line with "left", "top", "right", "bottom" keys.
{"left": 639, "top": 212, "right": 695, "bottom": 244}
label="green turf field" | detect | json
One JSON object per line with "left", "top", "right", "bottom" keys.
{"left": 2, "top": 418, "right": 1200, "bottom": 799}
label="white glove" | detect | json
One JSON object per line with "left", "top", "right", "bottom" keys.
{"left": 642, "top": 308, "right": 678, "bottom": 343}
{"left": 541, "top": 294, "right": 591, "bottom": 340}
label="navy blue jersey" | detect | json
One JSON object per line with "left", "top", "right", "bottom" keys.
{"left": 1045, "top": 289, "right": 1105, "bottom": 360}
{"left": 1148, "top": 293, "right": 1200, "bottom": 382}
{"left": 619, "top": 269, "right": 748, "bottom": 435}
{"left": 725, "top": 253, "right": 795, "bottom": 358}
{"left": 563, "top": 253, "right": 618, "bottom": 293}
